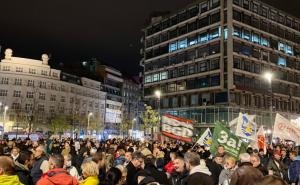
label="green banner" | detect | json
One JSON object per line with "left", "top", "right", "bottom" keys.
{"left": 211, "top": 123, "right": 247, "bottom": 158}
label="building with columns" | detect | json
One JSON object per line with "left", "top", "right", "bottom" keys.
{"left": 0, "top": 49, "right": 106, "bottom": 135}
{"left": 141, "top": 0, "right": 300, "bottom": 129}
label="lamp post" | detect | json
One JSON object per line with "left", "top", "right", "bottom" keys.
{"left": 87, "top": 112, "right": 93, "bottom": 137}
{"left": 132, "top": 118, "right": 136, "bottom": 138}
{"left": 154, "top": 90, "right": 161, "bottom": 140}
{"left": 264, "top": 72, "right": 273, "bottom": 140}
{"left": 3, "top": 106, "right": 8, "bottom": 135}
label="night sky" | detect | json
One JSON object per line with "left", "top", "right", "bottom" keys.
{"left": 0, "top": 0, "right": 299, "bottom": 75}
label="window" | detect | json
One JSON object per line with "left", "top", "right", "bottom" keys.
{"left": 261, "top": 37, "right": 269, "bottom": 47}
{"left": 210, "top": 58, "right": 220, "bottom": 70}
{"left": 200, "top": 2, "right": 208, "bottom": 13}
{"left": 233, "top": 27, "right": 241, "bottom": 37}
{"left": 242, "top": 29, "right": 251, "bottom": 41}
{"left": 233, "top": 10, "right": 242, "bottom": 21}
{"left": 145, "top": 75, "right": 152, "bottom": 83}
{"left": 1, "top": 78, "right": 9, "bottom": 84}
{"left": 25, "top": 104, "right": 33, "bottom": 111}
{"left": 252, "top": 32, "right": 260, "bottom": 44}
{"left": 252, "top": 2, "right": 259, "bottom": 13}
{"left": 261, "top": 6, "right": 268, "bottom": 17}
{"left": 188, "top": 37, "right": 198, "bottom": 46}
{"left": 169, "top": 42, "right": 177, "bottom": 52}
{"left": 12, "top": 103, "right": 21, "bottom": 110}
{"left": 38, "top": 104, "right": 45, "bottom": 112}
{"left": 39, "top": 93, "right": 45, "bottom": 100}
{"left": 188, "top": 65, "right": 196, "bottom": 74}
{"left": 16, "top": 67, "right": 23, "bottom": 72}
{"left": 52, "top": 72, "right": 58, "bottom": 78}
{"left": 178, "top": 39, "right": 187, "bottom": 49}
{"left": 285, "top": 45, "right": 293, "bottom": 56}
{"left": 177, "top": 81, "right": 186, "bottom": 91}
{"left": 153, "top": 73, "right": 159, "bottom": 82}
{"left": 163, "top": 98, "right": 169, "bottom": 108}
{"left": 0, "top": 90, "right": 8, "bottom": 96}
{"left": 160, "top": 71, "right": 168, "bottom": 80}
{"left": 40, "top": 81, "right": 46, "bottom": 88}
{"left": 210, "top": 75, "right": 220, "bottom": 86}
{"left": 199, "top": 61, "right": 208, "bottom": 72}
{"left": 198, "top": 77, "right": 209, "bottom": 88}
{"left": 51, "top": 84, "right": 57, "bottom": 90}
{"left": 13, "top": 90, "right": 21, "bottom": 97}
{"left": 27, "top": 80, "right": 34, "bottom": 87}
{"left": 41, "top": 70, "right": 48, "bottom": 76}
{"left": 2, "top": 66, "right": 10, "bottom": 71}
{"left": 210, "top": 27, "right": 220, "bottom": 40}
{"left": 61, "top": 96, "right": 65, "bottom": 102}
{"left": 27, "top": 92, "right": 34, "bottom": 98}
{"left": 210, "top": 12, "right": 220, "bottom": 24}
{"left": 178, "top": 67, "right": 185, "bottom": 76}
{"left": 172, "top": 97, "right": 178, "bottom": 107}
{"left": 278, "top": 42, "right": 285, "bottom": 52}
{"left": 278, "top": 57, "right": 286, "bottom": 67}
{"left": 168, "top": 83, "right": 176, "bottom": 92}
{"left": 29, "top": 68, "right": 36, "bottom": 74}
{"left": 50, "top": 95, "right": 56, "bottom": 101}
{"left": 199, "top": 32, "right": 208, "bottom": 43}
{"left": 191, "top": 94, "right": 198, "bottom": 105}
{"left": 15, "top": 78, "right": 22, "bottom": 85}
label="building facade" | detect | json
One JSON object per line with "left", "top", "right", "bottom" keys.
{"left": 0, "top": 49, "right": 106, "bottom": 135}
{"left": 141, "top": 0, "right": 300, "bottom": 128}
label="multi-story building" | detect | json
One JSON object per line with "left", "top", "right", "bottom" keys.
{"left": 0, "top": 49, "right": 106, "bottom": 135}
{"left": 141, "top": 0, "right": 300, "bottom": 129}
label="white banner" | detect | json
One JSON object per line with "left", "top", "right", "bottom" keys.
{"left": 273, "top": 113, "right": 300, "bottom": 144}
{"left": 235, "top": 113, "right": 257, "bottom": 141}
{"left": 196, "top": 128, "right": 212, "bottom": 147}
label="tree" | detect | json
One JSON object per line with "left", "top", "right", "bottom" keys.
{"left": 88, "top": 115, "right": 105, "bottom": 135}
{"left": 121, "top": 118, "right": 133, "bottom": 138}
{"left": 140, "top": 105, "right": 159, "bottom": 139}
{"left": 50, "top": 115, "right": 70, "bottom": 137}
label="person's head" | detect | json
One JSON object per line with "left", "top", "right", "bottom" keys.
{"left": 258, "top": 175, "right": 287, "bottom": 185}
{"left": 116, "top": 149, "right": 125, "bottom": 158}
{"left": 246, "top": 147, "right": 253, "bottom": 155}
{"left": 81, "top": 161, "right": 99, "bottom": 179}
{"left": 0, "top": 156, "right": 15, "bottom": 176}
{"left": 184, "top": 152, "right": 200, "bottom": 171}
{"left": 11, "top": 147, "right": 20, "bottom": 158}
{"left": 174, "top": 156, "right": 186, "bottom": 173}
{"left": 239, "top": 153, "right": 251, "bottom": 163}
{"left": 92, "top": 152, "right": 106, "bottom": 168}
{"left": 33, "top": 145, "right": 45, "bottom": 158}
{"left": 63, "top": 154, "right": 72, "bottom": 168}
{"left": 217, "top": 145, "right": 225, "bottom": 155}
{"left": 131, "top": 151, "right": 144, "bottom": 169}
{"left": 250, "top": 154, "right": 261, "bottom": 168}
{"left": 214, "top": 154, "right": 223, "bottom": 165}
{"left": 106, "top": 167, "right": 122, "bottom": 185}
{"left": 273, "top": 150, "right": 281, "bottom": 161}
{"left": 259, "top": 149, "right": 264, "bottom": 156}
{"left": 125, "top": 152, "right": 132, "bottom": 162}
{"left": 17, "top": 151, "right": 33, "bottom": 168}
{"left": 49, "top": 154, "right": 64, "bottom": 169}
{"left": 224, "top": 156, "right": 236, "bottom": 169}
{"left": 170, "top": 152, "right": 177, "bottom": 161}
{"left": 64, "top": 142, "right": 70, "bottom": 150}
{"left": 281, "top": 148, "right": 287, "bottom": 158}
{"left": 290, "top": 150, "right": 298, "bottom": 161}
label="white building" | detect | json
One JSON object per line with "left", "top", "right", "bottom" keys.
{"left": 0, "top": 49, "right": 106, "bottom": 135}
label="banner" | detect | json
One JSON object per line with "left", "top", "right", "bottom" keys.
{"left": 235, "top": 113, "right": 257, "bottom": 141}
{"left": 196, "top": 128, "right": 212, "bottom": 147}
{"left": 273, "top": 113, "right": 300, "bottom": 144}
{"left": 161, "top": 114, "right": 193, "bottom": 143}
{"left": 211, "top": 123, "right": 248, "bottom": 158}
{"left": 257, "top": 126, "right": 266, "bottom": 153}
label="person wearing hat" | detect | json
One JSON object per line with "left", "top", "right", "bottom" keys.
{"left": 267, "top": 150, "right": 288, "bottom": 180}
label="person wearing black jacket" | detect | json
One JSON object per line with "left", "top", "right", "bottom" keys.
{"left": 207, "top": 154, "right": 223, "bottom": 185}
{"left": 126, "top": 151, "right": 144, "bottom": 185}
{"left": 15, "top": 151, "right": 33, "bottom": 185}
{"left": 142, "top": 156, "right": 169, "bottom": 185}
{"left": 184, "top": 152, "right": 214, "bottom": 185}
{"left": 250, "top": 154, "right": 268, "bottom": 176}
{"left": 169, "top": 156, "right": 188, "bottom": 185}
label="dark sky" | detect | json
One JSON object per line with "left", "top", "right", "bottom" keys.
{"left": 0, "top": 0, "right": 300, "bottom": 75}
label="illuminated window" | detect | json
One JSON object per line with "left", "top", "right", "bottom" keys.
{"left": 145, "top": 75, "right": 152, "bottom": 83}
{"left": 160, "top": 71, "right": 168, "bottom": 80}
{"left": 178, "top": 39, "right": 188, "bottom": 49}
{"left": 169, "top": 42, "right": 177, "bottom": 52}
{"left": 261, "top": 37, "right": 269, "bottom": 47}
{"left": 233, "top": 27, "right": 241, "bottom": 37}
{"left": 199, "top": 33, "right": 208, "bottom": 43}
{"left": 188, "top": 37, "right": 198, "bottom": 46}
{"left": 210, "top": 27, "right": 220, "bottom": 40}
{"left": 285, "top": 45, "right": 293, "bottom": 56}
{"left": 278, "top": 42, "right": 285, "bottom": 52}
{"left": 252, "top": 33, "right": 260, "bottom": 44}
{"left": 278, "top": 57, "right": 286, "bottom": 67}
{"left": 153, "top": 74, "right": 159, "bottom": 82}
{"left": 242, "top": 29, "right": 250, "bottom": 41}
{"left": 224, "top": 28, "right": 228, "bottom": 40}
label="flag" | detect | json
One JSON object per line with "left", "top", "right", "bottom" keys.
{"left": 196, "top": 128, "right": 212, "bottom": 147}
{"left": 273, "top": 113, "right": 300, "bottom": 144}
{"left": 257, "top": 126, "right": 266, "bottom": 153}
{"left": 161, "top": 114, "right": 193, "bottom": 143}
{"left": 235, "top": 113, "right": 257, "bottom": 141}
{"left": 211, "top": 123, "right": 248, "bottom": 158}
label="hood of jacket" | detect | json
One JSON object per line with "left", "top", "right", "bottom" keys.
{"left": 81, "top": 176, "right": 99, "bottom": 185}
{"left": 0, "top": 175, "right": 23, "bottom": 185}
{"left": 190, "top": 160, "right": 211, "bottom": 176}
{"left": 14, "top": 162, "right": 29, "bottom": 172}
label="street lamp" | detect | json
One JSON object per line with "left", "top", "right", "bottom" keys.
{"left": 154, "top": 90, "right": 161, "bottom": 140}
{"left": 264, "top": 72, "right": 273, "bottom": 140}
{"left": 87, "top": 112, "right": 93, "bottom": 137}
{"left": 3, "top": 106, "right": 8, "bottom": 135}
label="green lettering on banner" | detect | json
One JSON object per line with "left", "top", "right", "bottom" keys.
{"left": 210, "top": 123, "right": 247, "bottom": 158}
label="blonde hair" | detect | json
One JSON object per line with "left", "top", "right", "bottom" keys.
{"left": 117, "top": 149, "right": 125, "bottom": 156}
{"left": 225, "top": 156, "right": 237, "bottom": 165}
{"left": 81, "top": 161, "right": 99, "bottom": 177}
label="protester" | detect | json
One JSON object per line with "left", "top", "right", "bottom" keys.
{"left": 113, "top": 149, "right": 126, "bottom": 166}
{"left": 15, "top": 151, "right": 34, "bottom": 185}
{"left": 37, "top": 154, "right": 78, "bottom": 185}
{"left": 184, "top": 152, "right": 213, "bottom": 185}
{"left": 281, "top": 148, "right": 291, "bottom": 167}
{"left": 169, "top": 156, "right": 189, "bottom": 185}
{"left": 11, "top": 147, "right": 20, "bottom": 161}
{"left": 124, "top": 152, "right": 132, "bottom": 167}
{"left": 267, "top": 150, "right": 288, "bottom": 179}
{"left": 250, "top": 154, "right": 268, "bottom": 176}
{"left": 64, "top": 154, "right": 80, "bottom": 180}
{"left": 105, "top": 167, "right": 123, "bottom": 185}
{"left": 164, "top": 152, "right": 176, "bottom": 175}
{"left": 207, "top": 153, "right": 223, "bottom": 185}
{"left": 142, "top": 156, "right": 169, "bottom": 184}
{"left": 219, "top": 156, "right": 237, "bottom": 185}
{"left": 288, "top": 150, "right": 300, "bottom": 185}
{"left": 258, "top": 175, "right": 287, "bottom": 185}
{"left": 92, "top": 152, "right": 106, "bottom": 184}
{"left": 31, "top": 145, "right": 50, "bottom": 185}
{"left": 0, "top": 156, "right": 23, "bottom": 185}
{"left": 229, "top": 153, "right": 263, "bottom": 185}
{"left": 80, "top": 160, "right": 99, "bottom": 185}
{"left": 126, "top": 151, "right": 144, "bottom": 185}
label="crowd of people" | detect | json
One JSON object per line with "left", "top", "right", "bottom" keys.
{"left": 0, "top": 137, "right": 299, "bottom": 185}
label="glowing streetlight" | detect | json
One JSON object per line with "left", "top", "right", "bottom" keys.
{"left": 155, "top": 90, "right": 161, "bottom": 99}
{"left": 264, "top": 72, "right": 273, "bottom": 84}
